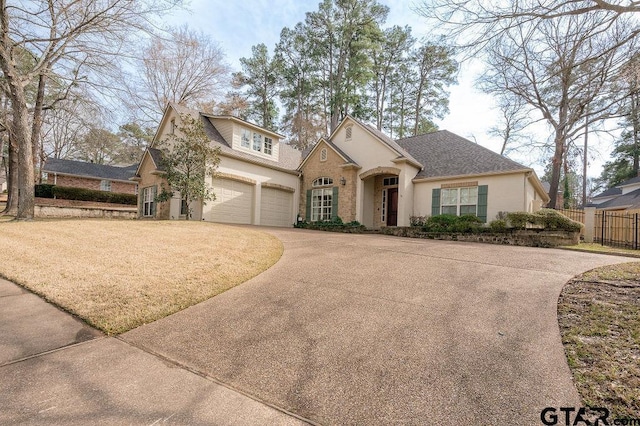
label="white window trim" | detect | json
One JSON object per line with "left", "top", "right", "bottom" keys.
{"left": 312, "top": 177, "right": 333, "bottom": 187}
{"left": 264, "top": 137, "right": 273, "bottom": 155}
{"left": 100, "top": 180, "right": 111, "bottom": 192}
{"left": 142, "top": 186, "right": 156, "bottom": 217}
{"left": 241, "top": 129, "right": 251, "bottom": 148}
{"left": 311, "top": 187, "right": 333, "bottom": 221}
{"left": 441, "top": 187, "right": 478, "bottom": 216}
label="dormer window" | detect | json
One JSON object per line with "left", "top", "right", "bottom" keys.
{"left": 241, "top": 129, "right": 251, "bottom": 148}
{"left": 320, "top": 148, "right": 327, "bottom": 162}
{"left": 345, "top": 125, "right": 353, "bottom": 141}
{"left": 252, "top": 132, "right": 262, "bottom": 152}
{"left": 264, "top": 137, "right": 273, "bottom": 155}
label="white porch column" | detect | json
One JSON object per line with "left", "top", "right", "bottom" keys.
{"left": 584, "top": 207, "right": 596, "bottom": 243}
{"left": 355, "top": 177, "right": 364, "bottom": 224}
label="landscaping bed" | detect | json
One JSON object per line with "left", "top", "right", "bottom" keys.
{"left": 558, "top": 262, "right": 640, "bottom": 418}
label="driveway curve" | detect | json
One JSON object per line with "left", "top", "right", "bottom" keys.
{"left": 123, "top": 228, "right": 629, "bottom": 425}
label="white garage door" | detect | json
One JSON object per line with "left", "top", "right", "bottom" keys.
{"left": 209, "top": 178, "right": 253, "bottom": 224}
{"left": 260, "top": 187, "right": 293, "bottom": 227}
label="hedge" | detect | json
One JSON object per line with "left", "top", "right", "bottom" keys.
{"left": 34, "top": 184, "right": 137, "bottom": 205}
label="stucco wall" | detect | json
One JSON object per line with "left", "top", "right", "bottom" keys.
{"left": 299, "top": 141, "right": 358, "bottom": 222}
{"left": 202, "top": 154, "right": 300, "bottom": 225}
{"left": 413, "top": 172, "right": 529, "bottom": 223}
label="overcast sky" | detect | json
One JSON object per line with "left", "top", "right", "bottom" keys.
{"left": 169, "top": 0, "right": 615, "bottom": 178}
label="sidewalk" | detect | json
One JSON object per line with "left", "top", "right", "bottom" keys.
{"left": 0, "top": 278, "right": 306, "bottom": 425}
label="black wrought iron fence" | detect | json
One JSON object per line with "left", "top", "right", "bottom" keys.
{"left": 595, "top": 211, "right": 640, "bottom": 249}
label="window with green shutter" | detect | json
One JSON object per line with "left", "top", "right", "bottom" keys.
{"left": 431, "top": 188, "right": 441, "bottom": 216}
{"left": 477, "top": 185, "right": 488, "bottom": 222}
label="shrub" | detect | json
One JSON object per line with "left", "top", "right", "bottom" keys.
{"left": 410, "top": 215, "right": 427, "bottom": 227}
{"left": 422, "top": 214, "right": 483, "bottom": 233}
{"left": 505, "top": 212, "right": 535, "bottom": 229}
{"left": 489, "top": 219, "right": 508, "bottom": 231}
{"left": 504, "top": 209, "right": 583, "bottom": 232}
{"left": 532, "top": 209, "right": 583, "bottom": 232}
{"left": 35, "top": 184, "right": 55, "bottom": 198}
{"left": 51, "top": 186, "right": 137, "bottom": 205}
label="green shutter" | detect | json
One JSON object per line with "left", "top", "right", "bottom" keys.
{"left": 332, "top": 186, "right": 339, "bottom": 220}
{"left": 477, "top": 185, "right": 488, "bottom": 223}
{"left": 305, "top": 190, "right": 312, "bottom": 222}
{"left": 431, "top": 188, "right": 441, "bottom": 217}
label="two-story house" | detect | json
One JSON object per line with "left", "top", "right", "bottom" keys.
{"left": 134, "top": 103, "right": 302, "bottom": 225}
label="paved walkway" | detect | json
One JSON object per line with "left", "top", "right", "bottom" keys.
{"left": 1, "top": 228, "right": 631, "bottom": 424}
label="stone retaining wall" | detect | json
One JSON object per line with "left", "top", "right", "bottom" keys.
{"left": 35, "top": 205, "right": 137, "bottom": 219}
{"left": 380, "top": 227, "right": 580, "bottom": 248}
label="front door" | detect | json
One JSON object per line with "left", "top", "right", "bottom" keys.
{"left": 387, "top": 187, "right": 398, "bottom": 226}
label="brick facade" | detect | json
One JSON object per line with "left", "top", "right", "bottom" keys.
{"left": 299, "top": 141, "right": 358, "bottom": 222}
{"left": 136, "top": 153, "right": 170, "bottom": 219}
{"left": 44, "top": 174, "right": 137, "bottom": 195}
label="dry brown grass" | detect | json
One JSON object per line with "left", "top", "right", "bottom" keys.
{"left": 0, "top": 220, "right": 282, "bottom": 334}
{"left": 558, "top": 262, "right": 640, "bottom": 418}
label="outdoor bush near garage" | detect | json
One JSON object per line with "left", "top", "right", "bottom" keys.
{"left": 383, "top": 209, "right": 583, "bottom": 247}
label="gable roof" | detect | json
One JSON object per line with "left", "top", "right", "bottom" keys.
{"left": 396, "top": 130, "right": 529, "bottom": 179}
{"left": 331, "top": 115, "right": 422, "bottom": 168}
{"left": 298, "top": 137, "right": 358, "bottom": 171}
{"left": 43, "top": 158, "right": 138, "bottom": 182}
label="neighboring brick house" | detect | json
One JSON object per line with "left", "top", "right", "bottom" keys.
{"left": 42, "top": 158, "right": 138, "bottom": 194}
{"left": 137, "top": 104, "right": 549, "bottom": 227}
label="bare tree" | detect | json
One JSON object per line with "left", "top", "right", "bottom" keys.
{"left": 130, "top": 25, "right": 230, "bottom": 123}
{"left": 417, "top": 0, "right": 640, "bottom": 56}
{"left": 481, "top": 13, "right": 635, "bottom": 207}
{"left": 0, "top": 0, "right": 177, "bottom": 220}
{"left": 486, "top": 97, "right": 533, "bottom": 156}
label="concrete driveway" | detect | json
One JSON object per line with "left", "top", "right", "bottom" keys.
{"left": 119, "top": 228, "right": 629, "bottom": 425}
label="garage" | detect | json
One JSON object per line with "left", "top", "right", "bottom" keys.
{"left": 260, "top": 187, "right": 293, "bottom": 227}
{"left": 208, "top": 178, "right": 254, "bottom": 224}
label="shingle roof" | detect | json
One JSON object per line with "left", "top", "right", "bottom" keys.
{"left": 147, "top": 148, "right": 166, "bottom": 171}
{"left": 43, "top": 158, "right": 138, "bottom": 181}
{"left": 592, "top": 187, "right": 640, "bottom": 209}
{"left": 618, "top": 175, "right": 640, "bottom": 187}
{"left": 592, "top": 186, "right": 622, "bottom": 199}
{"left": 324, "top": 139, "right": 357, "bottom": 164}
{"left": 396, "top": 130, "right": 529, "bottom": 179}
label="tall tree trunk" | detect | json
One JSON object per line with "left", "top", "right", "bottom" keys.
{"left": 13, "top": 99, "right": 35, "bottom": 220}
{"left": 31, "top": 73, "right": 47, "bottom": 178}
{"left": 3, "top": 137, "right": 18, "bottom": 215}
{"left": 547, "top": 132, "right": 565, "bottom": 209}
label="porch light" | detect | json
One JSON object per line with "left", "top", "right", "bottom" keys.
{"left": 340, "top": 177, "right": 346, "bottom": 185}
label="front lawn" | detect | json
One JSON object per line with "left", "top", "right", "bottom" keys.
{"left": 0, "top": 220, "right": 283, "bottom": 334}
{"left": 558, "top": 262, "right": 640, "bottom": 418}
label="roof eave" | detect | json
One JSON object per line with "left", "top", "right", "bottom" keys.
{"left": 411, "top": 168, "right": 532, "bottom": 183}
{"left": 391, "top": 156, "right": 422, "bottom": 170}
{"left": 526, "top": 171, "right": 551, "bottom": 203}
{"left": 204, "top": 114, "right": 285, "bottom": 139}
{"left": 218, "top": 150, "right": 300, "bottom": 176}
